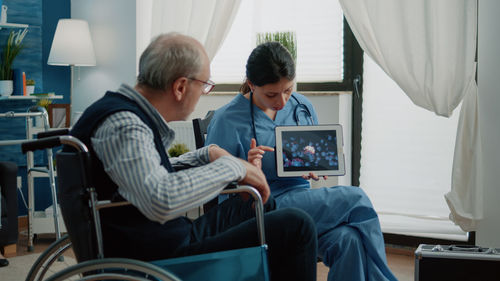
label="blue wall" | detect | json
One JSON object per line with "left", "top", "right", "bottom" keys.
{"left": 2, "top": 0, "right": 72, "bottom": 99}
{"left": 1, "top": 0, "right": 72, "bottom": 101}
{"left": 2, "top": 0, "right": 43, "bottom": 93}
{"left": 0, "top": 0, "right": 70, "bottom": 216}
{"left": 42, "top": 0, "right": 71, "bottom": 104}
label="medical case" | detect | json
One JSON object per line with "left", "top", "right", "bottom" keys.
{"left": 414, "top": 244, "right": 500, "bottom": 281}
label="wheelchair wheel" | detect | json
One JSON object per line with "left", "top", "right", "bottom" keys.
{"left": 44, "top": 258, "right": 181, "bottom": 281}
{"left": 26, "top": 234, "right": 76, "bottom": 281}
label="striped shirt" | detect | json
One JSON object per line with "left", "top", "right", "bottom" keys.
{"left": 91, "top": 84, "right": 246, "bottom": 224}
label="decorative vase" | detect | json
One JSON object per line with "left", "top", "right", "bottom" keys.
{"left": 0, "top": 80, "right": 13, "bottom": 97}
{"left": 26, "top": 85, "right": 35, "bottom": 95}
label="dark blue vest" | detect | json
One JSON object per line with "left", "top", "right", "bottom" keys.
{"left": 70, "top": 91, "right": 191, "bottom": 261}
{"left": 70, "top": 91, "right": 174, "bottom": 199}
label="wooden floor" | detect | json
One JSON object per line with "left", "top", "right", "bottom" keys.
{"left": 316, "top": 246, "right": 414, "bottom": 281}
{"left": 5, "top": 218, "right": 76, "bottom": 259}
{"left": 385, "top": 247, "right": 415, "bottom": 281}
{"left": 10, "top": 221, "right": 415, "bottom": 281}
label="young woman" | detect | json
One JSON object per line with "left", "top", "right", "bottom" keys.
{"left": 206, "top": 42, "right": 398, "bottom": 281}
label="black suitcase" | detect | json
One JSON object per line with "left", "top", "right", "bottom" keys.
{"left": 414, "top": 244, "right": 500, "bottom": 281}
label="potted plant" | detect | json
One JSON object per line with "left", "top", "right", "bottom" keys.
{"left": 168, "top": 143, "right": 190, "bottom": 157}
{"left": 256, "top": 31, "right": 297, "bottom": 90}
{"left": 256, "top": 31, "right": 297, "bottom": 62}
{"left": 36, "top": 98, "right": 52, "bottom": 112}
{"left": 0, "top": 29, "right": 27, "bottom": 97}
{"left": 26, "top": 78, "right": 35, "bottom": 94}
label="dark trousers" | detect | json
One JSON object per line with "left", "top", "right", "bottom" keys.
{"left": 103, "top": 195, "right": 317, "bottom": 281}
{"left": 181, "top": 196, "right": 318, "bottom": 281}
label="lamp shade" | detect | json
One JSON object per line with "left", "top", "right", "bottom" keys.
{"left": 48, "top": 19, "right": 96, "bottom": 66}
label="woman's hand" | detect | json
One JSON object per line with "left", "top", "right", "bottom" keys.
{"left": 248, "top": 138, "right": 274, "bottom": 169}
{"left": 301, "top": 172, "right": 328, "bottom": 181}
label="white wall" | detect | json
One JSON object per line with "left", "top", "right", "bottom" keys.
{"left": 71, "top": 0, "right": 137, "bottom": 121}
{"left": 476, "top": 0, "right": 500, "bottom": 248}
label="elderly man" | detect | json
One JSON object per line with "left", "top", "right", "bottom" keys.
{"left": 69, "top": 33, "right": 317, "bottom": 281}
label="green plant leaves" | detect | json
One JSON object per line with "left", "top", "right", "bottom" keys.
{"left": 1, "top": 30, "right": 26, "bottom": 80}
{"left": 256, "top": 31, "right": 297, "bottom": 62}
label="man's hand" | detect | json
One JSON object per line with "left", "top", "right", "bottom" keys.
{"left": 247, "top": 138, "right": 274, "bottom": 169}
{"left": 238, "top": 159, "right": 270, "bottom": 203}
{"left": 208, "top": 144, "right": 270, "bottom": 203}
{"left": 208, "top": 144, "right": 232, "bottom": 162}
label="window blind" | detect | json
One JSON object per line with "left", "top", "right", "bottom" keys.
{"left": 210, "top": 0, "right": 344, "bottom": 84}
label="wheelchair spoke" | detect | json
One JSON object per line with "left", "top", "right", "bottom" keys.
{"left": 26, "top": 235, "right": 77, "bottom": 281}
{"left": 44, "top": 258, "right": 181, "bottom": 281}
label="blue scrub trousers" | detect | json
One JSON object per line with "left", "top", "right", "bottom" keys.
{"left": 275, "top": 186, "right": 398, "bottom": 281}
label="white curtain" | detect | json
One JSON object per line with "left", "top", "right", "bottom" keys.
{"left": 150, "top": 0, "right": 241, "bottom": 60}
{"left": 339, "top": 0, "right": 481, "bottom": 231}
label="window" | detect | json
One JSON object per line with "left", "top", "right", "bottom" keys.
{"left": 211, "top": 0, "right": 345, "bottom": 87}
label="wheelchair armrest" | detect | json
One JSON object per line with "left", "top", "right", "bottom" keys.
{"left": 96, "top": 200, "right": 131, "bottom": 210}
{"left": 93, "top": 184, "right": 265, "bottom": 245}
{"left": 171, "top": 163, "right": 196, "bottom": 171}
{"left": 224, "top": 181, "right": 238, "bottom": 189}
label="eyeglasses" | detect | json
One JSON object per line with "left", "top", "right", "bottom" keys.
{"left": 188, "top": 77, "right": 215, "bottom": 94}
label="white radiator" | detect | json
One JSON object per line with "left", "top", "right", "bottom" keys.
{"left": 167, "top": 121, "right": 196, "bottom": 152}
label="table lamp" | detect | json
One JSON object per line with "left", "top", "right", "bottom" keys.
{"left": 47, "top": 18, "right": 96, "bottom": 125}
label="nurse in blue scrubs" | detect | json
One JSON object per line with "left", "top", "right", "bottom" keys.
{"left": 206, "top": 42, "right": 398, "bottom": 281}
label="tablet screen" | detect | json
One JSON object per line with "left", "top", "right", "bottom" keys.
{"left": 275, "top": 125, "right": 345, "bottom": 177}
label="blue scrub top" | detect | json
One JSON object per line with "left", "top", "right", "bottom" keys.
{"left": 206, "top": 93, "right": 319, "bottom": 196}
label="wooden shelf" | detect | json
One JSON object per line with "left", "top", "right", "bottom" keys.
{"left": 0, "top": 22, "right": 29, "bottom": 29}
{"left": 29, "top": 167, "right": 57, "bottom": 178}
{"left": 0, "top": 95, "right": 63, "bottom": 100}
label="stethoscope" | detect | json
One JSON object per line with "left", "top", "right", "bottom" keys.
{"left": 250, "top": 91, "right": 314, "bottom": 146}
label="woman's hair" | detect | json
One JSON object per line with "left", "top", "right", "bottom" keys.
{"left": 240, "top": 41, "right": 296, "bottom": 93}
{"left": 137, "top": 33, "right": 203, "bottom": 90}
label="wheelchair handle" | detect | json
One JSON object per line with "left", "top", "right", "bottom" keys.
{"left": 22, "top": 135, "right": 88, "bottom": 154}
{"left": 37, "top": 129, "right": 70, "bottom": 139}
{"left": 22, "top": 136, "right": 62, "bottom": 153}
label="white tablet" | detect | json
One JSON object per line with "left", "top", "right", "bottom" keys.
{"left": 275, "top": 125, "right": 345, "bottom": 177}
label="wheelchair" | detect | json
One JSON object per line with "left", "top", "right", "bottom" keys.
{"left": 22, "top": 131, "right": 269, "bottom": 281}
